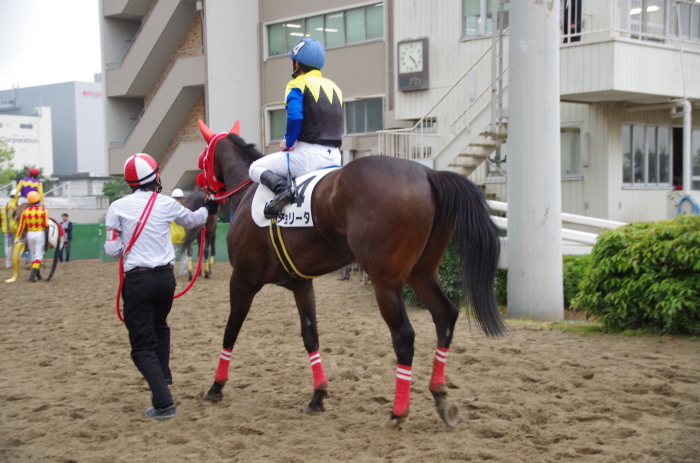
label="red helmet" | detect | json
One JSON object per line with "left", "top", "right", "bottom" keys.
{"left": 28, "top": 167, "right": 40, "bottom": 177}
{"left": 124, "top": 153, "right": 160, "bottom": 186}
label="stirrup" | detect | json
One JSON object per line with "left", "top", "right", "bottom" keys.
{"left": 264, "top": 191, "right": 293, "bottom": 219}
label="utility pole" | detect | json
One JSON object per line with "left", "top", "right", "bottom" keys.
{"left": 507, "top": 0, "right": 564, "bottom": 320}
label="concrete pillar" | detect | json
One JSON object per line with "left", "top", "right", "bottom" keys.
{"left": 506, "top": 0, "right": 564, "bottom": 320}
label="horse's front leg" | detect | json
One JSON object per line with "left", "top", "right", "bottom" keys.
{"left": 292, "top": 281, "right": 328, "bottom": 414}
{"left": 373, "top": 283, "right": 415, "bottom": 430}
{"left": 204, "top": 274, "right": 260, "bottom": 402}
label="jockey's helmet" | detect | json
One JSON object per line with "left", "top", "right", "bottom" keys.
{"left": 171, "top": 188, "right": 184, "bottom": 198}
{"left": 289, "top": 38, "right": 325, "bottom": 70}
{"left": 27, "top": 191, "right": 41, "bottom": 204}
{"left": 124, "top": 153, "right": 160, "bottom": 187}
{"left": 28, "top": 167, "right": 40, "bottom": 177}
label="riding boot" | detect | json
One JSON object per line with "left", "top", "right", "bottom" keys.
{"left": 35, "top": 269, "right": 42, "bottom": 281}
{"left": 260, "top": 170, "right": 293, "bottom": 219}
{"left": 28, "top": 268, "right": 38, "bottom": 282}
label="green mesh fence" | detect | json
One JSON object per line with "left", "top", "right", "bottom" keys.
{"left": 1, "top": 223, "right": 230, "bottom": 263}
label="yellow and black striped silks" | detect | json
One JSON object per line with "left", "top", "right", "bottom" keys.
{"left": 285, "top": 70, "right": 343, "bottom": 148}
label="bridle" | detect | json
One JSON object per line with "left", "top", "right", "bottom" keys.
{"left": 197, "top": 132, "right": 252, "bottom": 203}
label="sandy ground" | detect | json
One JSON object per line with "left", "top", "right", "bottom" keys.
{"left": 1, "top": 260, "right": 699, "bottom": 463}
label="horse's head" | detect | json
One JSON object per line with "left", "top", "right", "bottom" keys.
{"left": 197, "top": 119, "right": 263, "bottom": 202}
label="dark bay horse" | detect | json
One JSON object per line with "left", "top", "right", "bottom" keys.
{"left": 181, "top": 191, "right": 218, "bottom": 280}
{"left": 198, "top": 120, "right": 506, "bottom": 429}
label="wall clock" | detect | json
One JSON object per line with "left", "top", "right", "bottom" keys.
{"left": 397, "top": 38, "right": 429, "bottom": 91}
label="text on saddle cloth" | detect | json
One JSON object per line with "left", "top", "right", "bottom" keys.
{"left": 251, "top": 167, "right": 339, "bottom": 228}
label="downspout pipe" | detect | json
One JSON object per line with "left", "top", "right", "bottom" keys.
{"left": 671, "top": 100, "right": 692, "bottom": 195}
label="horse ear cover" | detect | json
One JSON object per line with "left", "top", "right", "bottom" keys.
{"left": 198, "top": 119, "right": 214, "bottom": 143}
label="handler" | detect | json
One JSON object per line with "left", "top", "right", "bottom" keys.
{"left": 248, "top": 37, "right": 343, "bottom": 218}
{"left": 15, "top": 191, "right": 48, "bottom": 281}
{"left": 104, "top": 153, "right": 217, "bottom": 420}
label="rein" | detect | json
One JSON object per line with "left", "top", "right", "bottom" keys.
{"left": 114, "top": 193, "right": 207, "bottom": 322}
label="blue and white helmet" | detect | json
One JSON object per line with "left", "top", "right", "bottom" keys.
{"left": 288, "top": 38, "right": 325, "bottom": 70}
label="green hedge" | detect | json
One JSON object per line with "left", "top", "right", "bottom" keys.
{"left": 572, "top": 215, "right": 700, "bottom": 335}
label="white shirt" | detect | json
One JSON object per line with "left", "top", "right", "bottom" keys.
{"left": 104, "top": 189, "right": 209, "bottom": 271}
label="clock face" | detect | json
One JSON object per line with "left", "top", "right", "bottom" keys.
{"left": 398, "top": 41, "right": 423, "bottom": 74}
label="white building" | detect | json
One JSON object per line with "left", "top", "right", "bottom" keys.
{"left": 0, "top": 107, "right": 53, "bottom": 175}
{"left": 0, "top": 79, "right": 107, "bottom": 176}
{"left": 99, "top": 0, "right": 700, "bottom": 222}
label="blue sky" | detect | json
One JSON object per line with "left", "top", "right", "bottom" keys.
{"left": 0, "top": 0, "right": 102, "bottom": 90}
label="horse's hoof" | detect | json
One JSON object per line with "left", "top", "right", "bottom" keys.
{"left": 381, "top": 415, "right": 407, "bottom": 431}
{"left": 301, "top": 404, "right": 324, "bottom": 415}
{"left": 203, "top": 391, "right": 223, "bottom": 403}
{"left": 437, "top": 401, "right": 460, "bottom": 427}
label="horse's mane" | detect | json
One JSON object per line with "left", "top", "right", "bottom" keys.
{"left": 227, "top": 133, "right": 263, "bottom": 163}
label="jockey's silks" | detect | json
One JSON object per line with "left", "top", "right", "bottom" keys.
{"left": 16, "top": 205, "right": 48, "bottom": 237}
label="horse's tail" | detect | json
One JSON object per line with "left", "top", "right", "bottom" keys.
{"left": 427, "top": 170, "right": 507, "bottom": 338}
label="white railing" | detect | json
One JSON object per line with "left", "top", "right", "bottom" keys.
{"left": 560, "top": 0, "right": 700, "bottom": 47}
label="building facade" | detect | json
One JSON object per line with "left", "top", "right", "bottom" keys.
{"left": 0, "top": 107, "right": 53, "bottom": 176}
{"left": 0, "top": 80, "right": 107, "bottom": 176}
{"left": 100, "top": 0, "right": 700, "bottom": 222}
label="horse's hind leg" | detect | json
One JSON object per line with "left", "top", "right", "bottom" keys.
{"left": 291, "top": 280, "right": 328, "bottom": 414}
{"left": 204, "top": 274, "right": 261, "bottom": 402}
{"left": 407, "top": 271, "right": 461, "bottom": 427}
{"left": 371, "top": 282, "right": 415, "bottom": 430}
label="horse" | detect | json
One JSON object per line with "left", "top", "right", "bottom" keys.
{"left": 5, "top": 202, "right": 64, "bottom": 283}
{"left": 197, "top": 120, "right": 507, "bottom": 430}
{"left": 180, "top": 191, "right": 218, "bottom": 280}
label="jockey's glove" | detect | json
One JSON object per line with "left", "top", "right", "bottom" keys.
{"left": 203, "top": 200, "right": 219, "bottom": 216}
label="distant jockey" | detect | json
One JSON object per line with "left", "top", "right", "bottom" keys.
{"left": 15, "top": 167, "right": 44, "bottom": 205}
{"left": 15, "top": 191, "right": 48, "bottom": 281}
{"left": 1, "top": 189, "right": 19, "bottom": 268}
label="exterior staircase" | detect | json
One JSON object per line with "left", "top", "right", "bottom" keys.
{"left": 378, "top": 42, "right": 509, "bottom": 182}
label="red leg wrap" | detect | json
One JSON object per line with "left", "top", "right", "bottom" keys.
{"left": 429, "top": 346, "right": 449, "bottom": 391}
{"left": 392, "top": 364, "right": 412, "bottom": 417}
{"left": 214, "top": 347, "right": 232, "bottom": 383}
{"left": 308, "top": 351, "right": 328, "bottom": 389}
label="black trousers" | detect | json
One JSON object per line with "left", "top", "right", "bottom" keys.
{"left": 59, "top": 241, "right": 70, "bottom": 261}
{"left": 122, "top": 267, "right": 176, "bottom": 409}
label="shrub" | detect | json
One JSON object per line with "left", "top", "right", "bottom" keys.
{"left": 572, "top": 215, "right": 700, "bottom": 335}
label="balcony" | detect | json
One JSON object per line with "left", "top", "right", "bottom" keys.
{"left": 105, "top": 0, "right": 198, "bottom": 98}
{"left": 109, "top": 53, "right": 205, "bottom": 174}
{"left": 560, "top": 0, "right": 700, "bottom": 104}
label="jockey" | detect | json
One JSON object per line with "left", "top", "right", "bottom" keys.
{"left": 248, "top": 37, "right": 343, "bottom": 219}
{"left": 15, "top": 191, "right": 48, "bottom": 281}
{"left": 15, "top": 167, "right": 44, "bottom": 205}
{"left": 1, "top": 190, "right": 19, "bottom": 268}
{"left": 104, "top": 154, "right": 217, "bottom": 420}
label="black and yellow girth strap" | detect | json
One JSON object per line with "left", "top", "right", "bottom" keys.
{"left": 268, "top": 218, "right": 319, "bottom": 280}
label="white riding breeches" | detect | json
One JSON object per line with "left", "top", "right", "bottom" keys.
{"left": 4, "top": 232, "right": 13, "bottom": 267}
{"left": 248, "top": 142, "right": 341, "bottom": 184}
{"left": 26, "top": 230, "right": 45, "bottom": 263}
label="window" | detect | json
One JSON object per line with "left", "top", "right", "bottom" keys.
{"left": 675, "top": 1, "right": 700, "bottom": 41}
{"left": 20, "top": 123, "right": 33, "bottom": 129}
{"left": 346, "top": 98, "right": 383, "bottom": 135}
{"left": 267, "top": 4, "right": 384, "bottom": 56}
{"left": 463, "top": 0, "right": 509, "bottom": 38}
{"left": 561, "top": 126, "right": 581, "bottom": 177}
{"left": 630, "top": 0, "right": 666, "bottom": 40}
{"left": 269, "top": 109, "right": 286, "bottom": 141}
{"left": 622, "top": 123, "right": 671, "bottom": 186}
